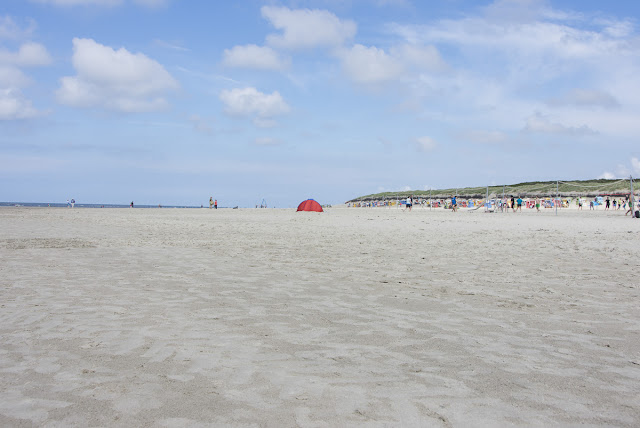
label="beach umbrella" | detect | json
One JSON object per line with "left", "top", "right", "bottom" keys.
{"left": 297, "top": 199, "right": 323, "bottom": 212}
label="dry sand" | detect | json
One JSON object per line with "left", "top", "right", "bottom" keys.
{"left": 1, "top": 206, "right": 639, "bottom": 427}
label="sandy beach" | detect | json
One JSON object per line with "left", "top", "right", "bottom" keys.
{"left": 1, "top": 206, "right": 639, "bottom": 427}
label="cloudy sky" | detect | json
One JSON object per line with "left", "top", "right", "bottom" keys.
{"left": 2, "top": 0, "right": 640, "bottom": 207}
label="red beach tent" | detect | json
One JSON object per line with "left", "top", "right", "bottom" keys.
{"left": 297, "top": 199, "right": 323, "bottom": 212}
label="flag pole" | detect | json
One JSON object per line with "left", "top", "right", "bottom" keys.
{"left": 631, "top": 175, "right": 635, "bottom": 219}
{"left": 554, "top": 180, "right": 560, "bottom": 215}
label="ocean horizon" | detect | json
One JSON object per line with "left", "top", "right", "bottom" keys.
{"left": 0, "top": 202, "right": 203, "bottom": 209}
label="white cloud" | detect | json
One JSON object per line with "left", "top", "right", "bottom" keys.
{"left": 0, "top": 16, "right": 37, "bottom": 40}
{"left": 416, "top": 136, "right": 437, "bottom": 152}
{"left": 0, "top": 88, "right": 39, "bottom": 120}
{"left": 0, "top": 42, "right": 51, "bottom": 120}
{"left": 56, "top": 38, "right": 179, "bottom": 112}
{"left": 0, "top": 42, "right": 52, "bottom": 66}
{"left": 396, "top": 11, "right": 618, "bottom": 61}
{"left": 388, "top": 1, "right": 637, "bottom": 85}
{"left": 336, "top": 43, "right": 448, "bottom": 86}
{"left": 339, "top": 44, "right": 403, "bottom": 84}
{"left": 372, "top": 0, "right": 640, "bottom": 145}
{"left": 219, "top": 87, "right": 290, "bottom": 119}
{"left": 598, "top": 172, "right": 617, "bottom": 180}
{"left": 547, "top": 88, "right": 619, "bottom": 109}
{"left": 262, "top": 6, "right": 356, "bottom": 50}
{"left": 523, "top": 113, "right": 597, "bottom": 136}
{"left": 599, "top": 18, "right": 634, "bottom": 38}
{"left": 391, "top": 44, "right": 448, "bottom": 73}
{"left": 222, "top": 44, "right": 289, "bottom": 71}
{"left": 0, "top": 66, "right": 30, "bottom": 87}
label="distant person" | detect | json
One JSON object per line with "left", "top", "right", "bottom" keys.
{"left": 625, "top": 195, "right": 634, "bottom": 216}
{"left": 130, "top": 201, "right": 134, "bottom": 208}
{"left": 209, "top": 197, "right": 214, "bottom": 209}
{"left": 71, "top": 198, "right": 75, "bottom": 208}
{"left": 590, "top": 198, "right": 595, "bottom": 210}
{"left": 605, "top": 197, "right": 610, "bottom": 210}
{"left": 404, "top": 196, "right": 412, "bottom": 211}
{"left": 578, "top": 197, "right": 583, "bottom": 210}
{"left": 214, "top": 199, "right": 218, "bottom": 209}
{"left": 612, "top": 199, "right": 617, "bottom": 210}
{"left": 516, "top": 196, "right": 523, "bottom": 212}
{"left": 510, "top": 196, "right": 515, "bottom": 212}
{"left": 451, "top": 195, "right": 457, "bottom": 212}
{"left": 535, "top": 197, "right": 540, "bottom": 212}
{"left": 67, "top": 199, "right": 70, "bottom": 208}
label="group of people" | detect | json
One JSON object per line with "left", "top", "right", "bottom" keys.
{"left": 209, "top": 197, "right": 218, "bottom": 209}
{"left": 505, "top": 196, "right": 526, "bottom": 212}
{"left": 579, "top": 196, "right": 637, "bottom": 215}
{"left": 602, "top": 196, "right": 630, "bottom": 212}
{"left": 352, "top": 194, "right": 639, "bottom": 217}
{"left": 66, "top": 199, "right": 75, "bottom": 208}
{"left": 404, "top": 195, "right": 459, "bottom": 212}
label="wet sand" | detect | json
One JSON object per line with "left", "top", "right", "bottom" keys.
{"left": 1, "top": 206, "right": 639, "bottom": 426}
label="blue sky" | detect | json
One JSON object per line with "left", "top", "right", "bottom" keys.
{"left": 2, "top": 0, "right": 640, "bottom": 207}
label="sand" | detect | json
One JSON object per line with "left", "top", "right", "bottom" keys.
{"left": 1, "top": 206, "right": 639, "bottom": 427}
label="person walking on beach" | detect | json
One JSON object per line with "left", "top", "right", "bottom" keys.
{"left": 510, "top": 196, "right": 515, "bottom": 212}
{"left": 404, "top": 196, "right": 412, "bottom": 211}
{"left": 209, "top": 197, "right": 213, "bottom": 209}
{"left": 71, "top": 198, "right": 75, "bottom": 208}
{"left": 625, "top": 194, "right": 635, "bottom": 216}
{"left": 130, "top": 201, "right": 134, "bottom": 208}
{"left": 578, "top": 197, "right": 583, "bottom": 210}
{"left": 451, "top": 195, "right": 457, "bottom": 212}
{"left": 605, "top": 197, "right": 610, "bottom": 210}
{"left": 590, "top": 199, "right": 594, "bottom": 210}
{"left": 535, "top": 197, "right": 540, "bottom": 212}
{"left": 214, "top": 199, "right": 218, "bottom": 209}
{"left": 67, "top": 199, "right": 71, "bottom": 208}
{"left": 516, "top": 196, "right": 523, "bottom": 212}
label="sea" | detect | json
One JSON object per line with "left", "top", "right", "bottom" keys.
{"left": 0, "top": 202, "right": 201, "bottom": 209}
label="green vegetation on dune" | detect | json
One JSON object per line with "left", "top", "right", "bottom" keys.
{"left": 348, "top": 178, "right": 639, "bottom": 202}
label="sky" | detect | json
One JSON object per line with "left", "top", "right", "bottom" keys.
{"left": 2, "top": 0, "right": 640, "bottom": 207}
